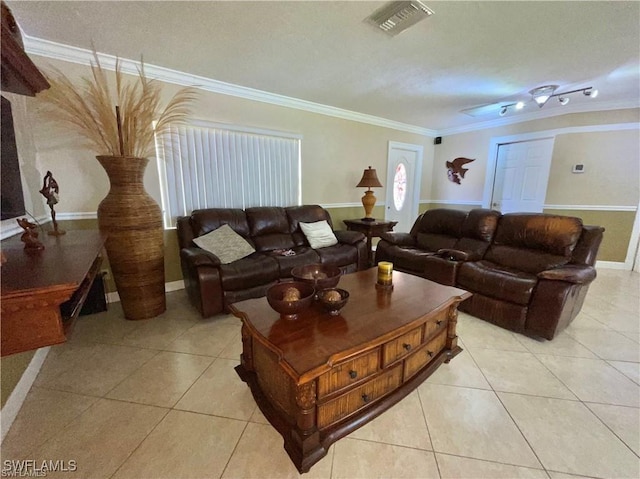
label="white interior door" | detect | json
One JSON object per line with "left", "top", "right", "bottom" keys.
{"left": 491, "top": 138, "right": 554, "bottom": 213}
{"left": 385, "top": 142, "right": 423, "bottom": 233}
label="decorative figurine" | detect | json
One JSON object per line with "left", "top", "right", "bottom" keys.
{"left": 17, "top": 217, "right": 44, "bottom": 251}
{"left": 39, "top": 170, "right": 65, "bottom": 236}
{"left": 446, "top": 157, "right": 475, "bottom": 185}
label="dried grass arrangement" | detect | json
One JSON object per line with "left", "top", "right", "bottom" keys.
{"left": 38, "top": 51, "right": 197, "bottom": 158}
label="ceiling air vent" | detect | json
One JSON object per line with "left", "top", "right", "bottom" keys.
{"left": 366, "top": 1, "right": 434, "bottom": 36}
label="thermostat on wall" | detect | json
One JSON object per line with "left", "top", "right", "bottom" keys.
{"left": 572, "top": 164, "right": 585, "bottom": 173}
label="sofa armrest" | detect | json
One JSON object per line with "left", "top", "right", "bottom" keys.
{"left": 378, "top": 232, "right": 416, "bottom": 246}
{"left": 537, "top": 265, "right": 596, "bottom": 284}
{"left": 180, "top": 247, "right": 222, "bottom": 268}
{"left": 334, "top": 230, "right": 365, "bottom": 245}
{"left": 436, "top": 248, "right": 470, "bottom": 261}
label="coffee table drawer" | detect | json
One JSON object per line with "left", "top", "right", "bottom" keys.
{"left": 382, "top": 326, "right": 423, "bottom": 367}
{"left": 317, "top": 364, "right": 403, "bottom": 429}
{"left": 317, "top": 348, "right": 380, "bottom": 398}
{"left": 424, "top": 309, "right": 448, "bottom": 339}
{"left": 403, "top": 329, "right": 447, "bottom": 380}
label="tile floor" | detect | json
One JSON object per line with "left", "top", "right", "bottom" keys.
{"left": 2, "top": 269, "right": 639, "bottom": 478}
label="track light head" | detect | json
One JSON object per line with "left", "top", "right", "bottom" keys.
{"left": 499, "top": 106, "right": 508, "bottom": 116}
{"left": 530, "top": 85, "right": 558, "bottom": 107}
{"left": 558, "top": 96, "right": 570, "bottom": 105}
{"left": 584, "top": 88, "right": 598, "bottom": 98}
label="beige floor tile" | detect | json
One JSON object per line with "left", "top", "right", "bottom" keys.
{"left": 469, "top": 349, "right": 577, "bottom": 399}
{"left": 547, "top": 472, "right": 599, "bottom": 479}
{"left": 249, "top": 406, "right": 270, "bottom": 424}
{"left": 26, "top": 398, "right": 167, "bottom": 479}
{"left": 456, "top": 315, "right": 528, "bottom": 352}
{"left": 607, "top": 360, "right": 640, "bottom": 384}
{"left": 426, "top": 348, "right": 492, "bottom": 390}
{"left": 34, "top": 341, "right": 102, "bottom": 386}
{"left": 564, "top": 329, "right": 640, "bottom": 362}
{"left": 417, "top": 384, "right": 540, "bottom": 468}
{"left": 619, "top": 330, "right": 640, "bottom": 344}
{"left": 1, "top": 388, "right": 98, "bottom": 459}
{"left": 537, "top": 355, "right": 640, "bottom": 407}
{"left": 499, "top": 392, "right": 640, "bottom": 479}
{"left": 105, "top": 351, "right": 213, "bottom": 407}
{"left": 436, "top": 453, "right": 549, "bottom": 479}
{"left": 120, "top": 315, "right": 198, "bottom": 350}
{"left": 564, "top": 312, "right": 610, "bottom": 331}
{"left": 112, "top": 410, "right": 245, "bottom": 479}
{"left": 595, "top": 308, "right": 640, "bottom": 333}
{"left": 175, "top": 358, "right": 257, "bottom": 420}
{"left": 70, "top": 306, "right": 141, "bottom": 345}
{"left": 516, "top": 331, "right": 598, "bottom": 359}
{"left": 218, "top": 332, "right": 244, "bottom": 360}
{"left": 35, "top": 343, "right": 158, "bottom": 397}
{"left": 348, "top": 390, "right": 432, "bottom": 450}
{"left": 332, "top": 438, "right": 439, "bottom": 479}
{"left": 166, "top": 315, "right": 241, "bottom": 357}
{"left": 585, "top": 403, "right": 640, "bottom": 456}
{"left": 221, "top": 422, "right": 333, "bottom": 479}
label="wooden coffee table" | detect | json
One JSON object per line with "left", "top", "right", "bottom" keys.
{"left": 231, "top": 268, "right": 471, "bottom": 473}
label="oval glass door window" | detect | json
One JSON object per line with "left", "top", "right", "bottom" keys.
{"left": 393, "top": 163, "right": 407, "bottom": 211}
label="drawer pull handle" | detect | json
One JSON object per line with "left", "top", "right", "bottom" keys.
{"left": 427, "top": 350, "right": 434, "bottom": 358}
{"left": 402, "top": 343, "right": 412, "bottom": 351}
{"left": 361, "top": 393, "right": 370, "bottom": 403}
{"left": 349, "top": 370, "right": 358, "bottom": 379}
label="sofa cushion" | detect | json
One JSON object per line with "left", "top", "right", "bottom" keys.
{"left": 412, "top": 209, "right": 466, "bottom": 237}
{"left": 458, "top": 260, "right": 537, "bottom": 305}
{"left": 193, "top": 224, "right": 255, "bottom": 264}
{"left": 416, "top": 233, "right": 458, "bottom": 252}
{"left": 191, "top": 208, "right": 250, "bottom": 238}
{"left": 286, "top": 205, "right": 332, "bottom": 247}
{"left": 267, "top": 247, "right": 321, "bottom": 277}
{"left": 300, "top": 220, "right": 338, "bottom": 249}
{"left": 246, "top": 207, "right": 296, "bottom": 252}
{"left": 219, "top": 252, "right": 279, "bottom": 291}
{"left": 492, "top": 214, "right": 583, "bottom": 256}
{"left": 461, "top": 209, "right": 501, "bottom": 242}
{"left": 379, "top": 245, "right": 435, "bottom": 274}
{"left": 316, "top": 243, "right": 358, "bottom": 267}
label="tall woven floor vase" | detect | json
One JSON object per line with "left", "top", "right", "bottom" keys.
{"left": 97, "top": 156, "right": 166, "bottom": 320}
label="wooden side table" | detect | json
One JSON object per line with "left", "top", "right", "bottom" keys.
{"left": 343, "top": 219, "right": 397, "bottom": 267}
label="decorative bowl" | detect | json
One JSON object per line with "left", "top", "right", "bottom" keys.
{"left": 291, "top": 263, "right": 341, "bottom": 292}
{"left": 266, "top": 281, "right": 315, "bottom": 320}
{"left": 317, "top": 288, "right": 350, "bottom": 316}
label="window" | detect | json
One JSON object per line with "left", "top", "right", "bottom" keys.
{"left": 393, "top": 162, "right": 407, "bottom": 211}
{"left": 156, "top": 121, "right": 301, "bottom": 228}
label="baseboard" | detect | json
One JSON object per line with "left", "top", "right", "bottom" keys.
{"left": 596, "top": 260, "right": 630, "bottom": 270}
{"left": 1, "top": 347, "right": 51, "bottom": 443}
{"left": 106, "top": 280, "right": 185, "bottom": 303}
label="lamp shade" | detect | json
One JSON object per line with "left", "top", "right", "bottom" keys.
{"left": 356, "top": 166, "right": 383, "bottom": 188}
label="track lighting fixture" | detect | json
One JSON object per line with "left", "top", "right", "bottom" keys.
{"left": 496, "top": 86, "right": 598, "bottom": 117}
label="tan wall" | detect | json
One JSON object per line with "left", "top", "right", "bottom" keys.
{"left": 29, "top": 57, "right": 435, "bottom": 215}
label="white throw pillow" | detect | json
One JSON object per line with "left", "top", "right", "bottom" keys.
{"left": 193, "top": 224, "right": 255, "bottom": 264}
{"left": 300, "top": 220, "right": 338, "bottom": 249}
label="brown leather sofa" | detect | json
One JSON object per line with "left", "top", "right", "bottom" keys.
{"left": 376, "top": 209, "right": 604, "bottom": 340}
{"left": 177, "top": 205, "right": 367, "bottom": 317}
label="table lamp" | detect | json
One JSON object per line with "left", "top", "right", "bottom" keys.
{"left": 356, "top": 166, "right": 383, "bottom": 221}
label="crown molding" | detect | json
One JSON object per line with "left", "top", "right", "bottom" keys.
{"left": 23, "top": 35, "right": 436, "bottom": 137}
{"left": 436, "top": 99, "right": 640, "bottom": 136}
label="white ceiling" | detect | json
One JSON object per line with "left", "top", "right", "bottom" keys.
{"left": 7, "top": 1, "right": 640, "bottom": 134}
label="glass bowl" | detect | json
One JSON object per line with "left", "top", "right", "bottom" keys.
{"left": 291, "top": 263, "right": 341, "bottom": 292}
{"left": 266, "top": 281, "right": 315, "bottom": 320}
{"left": 317, "top": 288, "right": 349, "bottom": 316}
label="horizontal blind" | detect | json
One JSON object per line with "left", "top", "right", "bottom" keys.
{"left": 156, "top": 123, "right": 301, "bottom": 228}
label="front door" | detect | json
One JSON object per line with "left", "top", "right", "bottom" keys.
{"left": 385, "top": 142, "right": 423, "bottom": 233}
{"left": 491, "top": 138, "right": 554, "bottom": 213}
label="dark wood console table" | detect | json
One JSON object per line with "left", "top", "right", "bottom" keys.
{"left": 231, "top": 268, "right": 470, "bottom": 473}
{"left": 1, "top": 230, "right": 106, "bottom": 356}
{"left": 343, "top": 218, "right": 397, "bottom": 267}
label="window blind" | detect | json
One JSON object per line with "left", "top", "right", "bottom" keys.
{"left": 156, "top": 122, "right": 301, "bottom": 228}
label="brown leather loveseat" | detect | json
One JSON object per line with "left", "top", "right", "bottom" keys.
{"left": 177, "top": 205, "right": 367, "bottom": 317}
{"left": 376, "top": 209, "right": 604, "bottom": 340}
